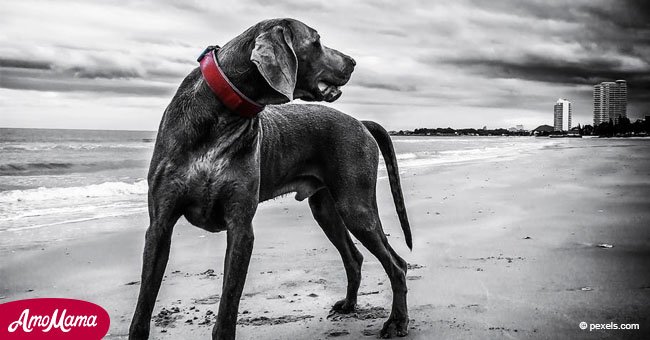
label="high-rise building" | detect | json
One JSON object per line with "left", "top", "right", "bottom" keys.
{"left": 593, "top": 80, "right": 627, "bottom": 125}
{"left": 554, "top": 98, "right": 572, "bottom": 131}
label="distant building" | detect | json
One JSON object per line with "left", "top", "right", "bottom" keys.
{"left": 553, "top": 98, "right": 572, "bottom": 131}
{"left": 593, "top": 80, "right": 627, "bottom": 125}
{"left": 508, "top": 125, "right": 526, "bottom": 132}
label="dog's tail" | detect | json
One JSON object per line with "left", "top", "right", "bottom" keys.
{"left": 362, "top": 120, "right": 412, "bottom": 250}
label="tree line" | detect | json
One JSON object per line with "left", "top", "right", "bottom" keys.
{"left": 392, "top": 127, "right": 530, "bottom": 136}
{"left": 390, "top": 117, "right": 650, "bottom": 137}
{"left": 590, "top": 117, "right": 649, "bottom": 137}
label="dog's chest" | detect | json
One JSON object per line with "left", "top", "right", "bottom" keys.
{"left": 181, "top": 148, "right": 240, "bottom": 232}
{"left": 186, "top": 147, "right": 230, "bottom": 182}
{"left": 185, "top": 122, "right": 260, "bottom": 185}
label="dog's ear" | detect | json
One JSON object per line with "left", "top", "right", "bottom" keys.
{"left": 251, "top": 26, "right": 297, "bottom": 101}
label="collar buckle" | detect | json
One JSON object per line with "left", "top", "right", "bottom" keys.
{"left": 197, "top": 45, "right": 220, "bottom": 62}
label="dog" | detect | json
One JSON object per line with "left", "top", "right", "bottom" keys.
{"left": 129, "top": 18, "right": 412, "bottom": 339}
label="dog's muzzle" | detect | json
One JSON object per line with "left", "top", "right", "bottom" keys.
{"left": 318, "top": 81, "right": 342, "bottom": 102}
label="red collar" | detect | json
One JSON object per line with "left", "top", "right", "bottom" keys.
{"left": 198, "top": 47, "right": 264, "bottom": 118}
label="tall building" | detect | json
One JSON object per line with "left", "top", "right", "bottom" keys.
{"left": 554, "top": 98, "right": 572, "bottom": 131}
{"left": 593, "top": 80, "right": 627, "bottom": 125}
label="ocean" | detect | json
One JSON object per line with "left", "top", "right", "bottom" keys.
{"left": 0, "top": 128, "right": 560, "bottom": 243}
{"left": 0, "top": 128, "right": 155, "bottom": 236}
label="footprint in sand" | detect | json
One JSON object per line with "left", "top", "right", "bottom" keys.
{"left": 327, "top": 305, "right": 389, "bottom": 321}
{"left": 237, "top": 314, "right": 314, "bottom": 326}
{"left": 327, "top": 330, "right": 350, "bottom": 337}
{"left": 407, "top": 263, "right": 425, "bottom": 270}
{"left": 153, "top": 307, "right": 183, "bottom": 328}
{"left": 193, "top": 294, "right": 220, "bottom": 304}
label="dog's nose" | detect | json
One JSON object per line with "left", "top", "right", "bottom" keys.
{"left": 348, "top": 56, "right": 356, "bottom": 67}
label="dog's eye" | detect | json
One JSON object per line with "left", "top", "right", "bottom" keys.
{"left": 312, "top": 35, "right": 321, "bottom": 47}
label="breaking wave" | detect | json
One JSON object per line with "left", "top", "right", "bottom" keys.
{"left": 0, "top": 159, "right": 148, "bottom": 176}
{"left": 0, "top": 180, "right": 148, "bottom": 203}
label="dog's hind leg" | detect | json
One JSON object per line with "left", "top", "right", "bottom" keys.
{"left": 129, "top": 196, "right": 181, "bottom": 340}
{"left": 333, "top": 192, "right": 409, "bottom": 338}
{"left": 309, "top": 188, "right": 363, "bottom": 313}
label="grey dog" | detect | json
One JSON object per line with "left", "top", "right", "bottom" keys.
{"left": 129, "top": 18, "right": 412, "bottom": 339}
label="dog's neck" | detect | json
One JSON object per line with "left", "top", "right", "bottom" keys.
{"left": 184, "top": 42, "right": 264, "bottom": 147}
{"left": 198, "top": 48, "right": 264, "bottom": 118}
{"left": 215, "top": 45, "right": 261, "bottom": 101}
{"left": 189, "top": 43, "right": 264, "bottom": 127}
{"left": 177, "top": 30, "right": 281, "bottom": 144}
{"left": 186, "top": 73, "right": 260, "bottom": 150}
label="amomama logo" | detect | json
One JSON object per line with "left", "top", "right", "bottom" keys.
{"left": 0, "top": 298, "right": 110, "bottom": 340}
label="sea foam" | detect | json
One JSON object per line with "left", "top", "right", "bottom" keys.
{"left": 0, "top": 180, "right": 148, "bottom": 203}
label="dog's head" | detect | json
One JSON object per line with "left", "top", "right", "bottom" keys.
{"left": 231, "top": 19, "right": 355, "bottom": 104}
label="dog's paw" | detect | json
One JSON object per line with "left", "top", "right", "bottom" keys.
{"left": 128, "top": 326, "right": 150, "bottom": 340}
{"left": 331, "top": 299, "right": 356, "bottom": 314}
{"left": 380, "top": 316, "right": 409, "bottom": 338}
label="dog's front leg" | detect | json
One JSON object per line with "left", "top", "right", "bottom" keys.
{"left": 129, "top": 211, "right": 180, "bottom": 340}
{"left": 212, "top": 217, "right": 255, "bottom": 340}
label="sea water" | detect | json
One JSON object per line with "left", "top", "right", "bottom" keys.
{"left": 0, "top": 128, "right": 154, "bottom": 236}
{"left": 0, "top": 128, "right": 559, "bottom": 243}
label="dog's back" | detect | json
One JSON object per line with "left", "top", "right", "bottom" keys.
{"left": 258, "top": 104, "right": 378, "bottom": 202}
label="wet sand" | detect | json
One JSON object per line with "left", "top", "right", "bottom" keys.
{"left": 1, "top": 138, "right": 650, "bottom": 339}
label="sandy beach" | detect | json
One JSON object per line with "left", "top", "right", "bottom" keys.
{"left": 1, "top": 137, "right": 649, "bottom": 339}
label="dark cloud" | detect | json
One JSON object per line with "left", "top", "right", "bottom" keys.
{"left": 582, "top": 0, "right": 650, "bottom": 30}
{"left": 0, "top": 58, "right": 51, "bottom": 70}
{"left": 1, "top": 53, "right": 191, "bottom": 93}
{"left": 66, "top": 67, "right": 142, "bottom": 79}
{"left": 1, "top": 59, "right": 143, "bottom": 81}
{"left": 470, "top": 0, "right": 650, "bottom": 30}
{"left": 443, "top": 56, "right": 650, "bottom": 92}
{"left": 0, "top": 68, "right": 174, "bottom": 96}
{"left": 355, "top": 80, "right": 417, "bottom": 92}
{"left": 373, "top": 28, "right": 408, "bottom": 38}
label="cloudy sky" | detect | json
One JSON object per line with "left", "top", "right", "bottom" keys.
{"left": 1, "top": 0, "right": 648, "bottom": 131}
